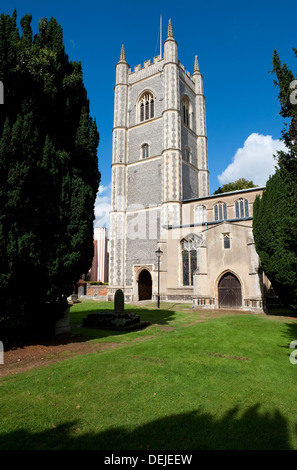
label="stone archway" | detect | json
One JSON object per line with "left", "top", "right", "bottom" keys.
{"left": 138, "top": 269, "right": 152, "bottom": 301}
{"left": 218, "top": 272, "right": 242, "bottom": 308}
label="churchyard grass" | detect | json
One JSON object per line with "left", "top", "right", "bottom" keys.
{"left": 0, "top": 300, "right": 297, "bottom": 450}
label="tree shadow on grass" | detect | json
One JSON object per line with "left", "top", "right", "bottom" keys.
{"left": 0, "top": 404, "right": 294, "bottom": 450}
{"left": 266, "top": 306, "right": 297, "bottom": 318}
{"left": 281, "top": 321, "right": 297, "bottom": 353}
{"left": 70, "top": 303, "right": 178, "bottom": 340}
{"left": 1, "top": 303, "right": 177, "bottom": 351}
{"left": 285, "top": 320, "right": 297, "bottom": 335}
{"left": 73, "top": 301, "right": 178, "bottom": 326}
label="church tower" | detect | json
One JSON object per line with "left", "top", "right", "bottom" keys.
{"left": 108, "top": 20, "right": 209, "bottom": 301}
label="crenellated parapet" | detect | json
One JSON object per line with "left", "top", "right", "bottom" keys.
{"left": 128, "top": 56, "right": 165, "bottom": 84}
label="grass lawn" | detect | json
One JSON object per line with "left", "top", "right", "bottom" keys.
{"left": 0, "top": 300, "right": 297, "bottom": 450}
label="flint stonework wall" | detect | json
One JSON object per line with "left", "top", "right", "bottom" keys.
{"left": 127, "top": 120, "right": 163, "bottom": 163}
{"left": 182, "top": 162, "right": 199, "bottom": 200}
{"left": 125, "top": 207, "right": 161, "bottom": 286}
{"left": 127, "top": 159, "right": 162, "bottom": 207}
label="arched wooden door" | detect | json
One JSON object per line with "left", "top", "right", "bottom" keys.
{"left": 138, "top": 269, "right": 152, "bottom": 300}
{"left": 218, "top": 273, "right": 242, "bottom": 308}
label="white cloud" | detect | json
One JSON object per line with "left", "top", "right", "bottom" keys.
{"left": 218, "top": 133, "right": 286, "bottom": 187}
{"left": 98, "top": 184, "right": 110, "bottom": 194}
{"left": 94, "top": 183, "right": 111, "bottom": 234}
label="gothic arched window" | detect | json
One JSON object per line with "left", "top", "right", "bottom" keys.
{"left": 182, "top": 96, "right": 190, "bottom": 127}
{"left": 139, "top": 92, "right": 154, "bottom": 122}
{"left": 223, "top": 232, "right": 231, "bottom": 249}
{"left": 141, "top": 143, "right": 149, "bottom": 159}
{"left": 235, "top": 198, "right": 249, "bottom": 219}
{"left": 194, "top": 205, "right": 207, "bottom": 224}
{"left": 181, "top": 235, "right": 199, "bottom": 286}
{"left": 214, "top": 201, "right": 227, "bottom": 221}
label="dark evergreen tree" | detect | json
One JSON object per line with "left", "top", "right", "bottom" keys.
{"left": 0, "top": 11, "right": 100, "bottom": 338}
{"left": 253, "top": 170, "right": 297, "bottom": 309}
{"left": 253, "top": 48, "right": 297, "bottom": 311}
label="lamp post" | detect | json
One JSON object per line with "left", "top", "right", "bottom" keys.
{"left": 155, "top": 247, "right": 163, "bottom": 308}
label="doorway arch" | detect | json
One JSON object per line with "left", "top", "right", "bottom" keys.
{"left": 138, "top": 269, "right": 152, "bottom": 300}
{"left": 218, "top": 272, "right": 242, "bottom": 308}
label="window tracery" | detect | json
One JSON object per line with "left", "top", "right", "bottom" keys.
{"left": 182, "top": 96, "right": 190, "bottom": 127}
{"left": 214, "top": 202, "right": 227, "bottom": 221}
{"left": 194, "top": 205, "right": 207, "bottom": 224}
{"left": 139, "top": 92, "right": 154, "bottom": 122}
{"left": 235, "top": 198, "right": 249, "bottom": 218}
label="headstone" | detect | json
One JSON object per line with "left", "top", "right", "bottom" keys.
{"left": 82, "top": 288, "right": 150, "bottom": 330}
{"left": 114, "top": 289, "right": 124, "bottom": 313}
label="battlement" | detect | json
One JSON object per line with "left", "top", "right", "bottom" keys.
{"left": 128, "top": 55, "right": 195, "bottom": 87}
{"left": 130, "top": 54, "right": 163, "bottom": 73}
{"left": 178, "top": 62, "right": 193, "bottom": 79}
{"left": 128, "top": 55, "right": 165, "bottom": 84}
{"left": 178, "top": 61, "right": 195, "bottom": 87}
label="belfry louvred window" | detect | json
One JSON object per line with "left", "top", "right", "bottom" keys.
{"left": 139, "top": 92, "right": 154, "bottom": 122}
{"left": 182, "top": 96, "right": 190, "bottom": 127}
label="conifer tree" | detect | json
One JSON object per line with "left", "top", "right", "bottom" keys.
{"left": 0, "top": 11, "right": 100, "bottom": 337}
{"left": 253, "top": 49, "right": 297, "bottom": 310}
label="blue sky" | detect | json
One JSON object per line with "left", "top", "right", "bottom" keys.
{"left": 2, "top": 0, "right": 297, "bottom": 231}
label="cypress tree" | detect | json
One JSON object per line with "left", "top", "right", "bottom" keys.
{"left": 0, "top": 11, "right": 100, "bottom": 338}
{"left": 253, "top": 48, "right": 297, "bottom": 311}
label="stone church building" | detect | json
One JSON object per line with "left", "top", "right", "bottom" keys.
{"left": 108, "top": 20, "right": 269, "bottom": 312}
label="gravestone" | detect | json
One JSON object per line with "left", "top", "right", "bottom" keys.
{"left": 114, "top": 289, "right": 124, "bottom": 313}
{"left": 82, "top": 289, "right": 150, "bottom": 330}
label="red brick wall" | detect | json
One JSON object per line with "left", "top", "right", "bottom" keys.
{"left": 86, "top": 284, "right": 108, "bottom": 296}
